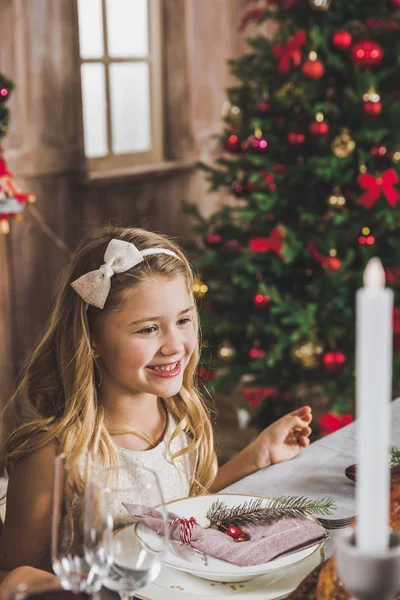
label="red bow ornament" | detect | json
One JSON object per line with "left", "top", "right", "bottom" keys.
{"left": 357, "top": 169, "right": 400, "bottom": 209}
{"left": 273, "top": 30, "right": 306, "bottom": 73}
{"left": 249, "top": 226, "right": 285, "bottom": 258}
{"left": 307, "top": 242, "right": 341, "bottom": 271}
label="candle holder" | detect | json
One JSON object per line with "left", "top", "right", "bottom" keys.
{"left": 336, "top": 528, "right": 400, "bottom": 600}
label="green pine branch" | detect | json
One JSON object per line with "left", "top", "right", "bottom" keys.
{"left": 206, "top": 496, "right": 336, "bottom": 528}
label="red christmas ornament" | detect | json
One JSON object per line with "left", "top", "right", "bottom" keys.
{"left": 351, "top": 40, "right": 383, "bottom": 68}
{"left": 322, "top": 350, "right": 346, "bottom": 373}
{"left": 226, "top": 525, "right": 247, "bottom": 542}
{"left": 319, "top": 412, "right": 353, "bottom": 436}
{"left": 363, "top": 101, "right": 382, "bottom": 116}
{"left": 390, "top": 0, "right": 400, "bottom": 7}
{"left": 253, "top": 293, "right": 271, "bottom": 308}
{"left": 370, "top": 145, "right": 387, "bottom": 156}
{"left": 309, "top": 121, "right": 329, "bottom": 136}
{"left": 224, "top": 134, "right": 241, "bottom": 153}
{"left": 247, "top": 134, "right": 268, "bottom": 153}
{"left": 332, "top": 30, "right": 352, "bottom": 50}
{"left": 224, "top": 239, "right": 242, "bottom": 252}
{"left": 232, "top": 181, "right": 245, "bottom": 196}
{"left": 205, "top": 232, "right": 222, "bottom": 246}
{"left": 302, "top": 59, "right": 325, "bottom": 80}
{"left": 0, "top": 88, "right": 9, "bottom": 104}
{"left": 308, "top": 242, "right": 341, "bottom": 271}
{"left": 260, "top": 170, "right": 276, "bottom": 191}
{"left": 257, "top": 98, "right": 271, "bottom": 113}
{"left": 357, "top": 169, "right": 400, "bottom": 209}
{"left": 288, "top": 132, "right": 305, "bottom": 145}
{"left": 249, "top": 347, "right": 266, "bottom": 359}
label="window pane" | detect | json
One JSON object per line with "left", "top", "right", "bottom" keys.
{"left": 81, "top": 63, "right": 108, "bottom": 158}
{"left": 109, "top": 62, "right": 151, "bottom": 154}
{"left": 77, "top": 0, "right": 104, "bottom": 59}
{"left": 106, "top": 0, "right": 149, "bottom": 58}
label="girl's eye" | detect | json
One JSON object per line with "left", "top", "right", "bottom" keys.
{"left": 178, "top": 317, "right": 192, "bottom": 325}
{"left": 138, "top": 325, "right": 158, "bottom": 334}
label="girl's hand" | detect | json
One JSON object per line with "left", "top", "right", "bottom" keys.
{"left": 251, "top": 406, "right": 312, "bottom": 470}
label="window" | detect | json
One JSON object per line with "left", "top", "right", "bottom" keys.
{"left": 77, "top": 0, "right": 163, "bottom": 170}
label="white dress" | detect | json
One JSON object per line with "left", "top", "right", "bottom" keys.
{"left": 110, "top": 414, "right": 196, "bottom": 527}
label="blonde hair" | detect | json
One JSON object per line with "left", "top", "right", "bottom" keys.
{"left": 4, "top": 226, "right": 217, "bottom": 496}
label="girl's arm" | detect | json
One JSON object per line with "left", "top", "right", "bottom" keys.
{"left": 0, "top": 442, "right": 57, "bottom": 571}
{"left": 209, "top": 442, "right": 259, "bottom": 493}
{"left": 209, "top": 407, "right": 312, "bottom": 492}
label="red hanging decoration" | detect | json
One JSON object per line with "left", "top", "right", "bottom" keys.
{"left": 205, "top": 232, "right": 223, "bottom": 246}
{"left": 241, "top": 387, "right": 281, "bottom": 408}
{"left": 363, "top": 100, "right": 382, "bottom": 116}
{"left": 309, "top": 120, "right": 329, "bottom": 136}
{"left": 288, "top": 132, "right": 305, "bottom": 145}
{"left": 248, "top": 226, "right": 285, "bottom": 258}
{"left": 322, "top": 350, "right": 346, "bottom": 373}
{"left": 302, "top": 58, "right": 325, "bottom": 80}
{"left": 257, "top": 98, "right": 271, "bottom": 113}
{"left": 224, "top": 134, "right": 242, "bottom": 153}
{"left": 0, "top": 155, "right": 37, "bottom": 234}
{"left": 260, "top": 170, "right": 277, "bottom": 191}
{"left": 273, "top": 30, "right": 306, "bottom": 73}
{"left": 332, "top": 30, "right": 352, "bottom": 50}
{"left": 253, "top": 293, "right": 271, "bottom": 308}
{"left": 307, "top": 242, "right": 341, "bottom": 270}
{"left": 249, "top": 347, "right": 266, "bottom": 359}
{"left": 351, "top": 40, "right": 383, "bottom": 67}
{"left": 357, "top": 169, "right": 400, "bottom": 209}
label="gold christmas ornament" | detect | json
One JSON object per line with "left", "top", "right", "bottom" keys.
{"left": 218, "top": 340, "right": 236, "bottom": 361}
{"left": 331, "top": 128, "right": 356, "bottom": 158}
{"left": 193, "top": 276, "right": 208, "bottom": 298}
{"left": 292, "top": 340, "right": 324, "bottom": 370}
{"left": 327, "top": 187, "right": 346, "bottom": 209}
{"left": 309, "top": 0, "right": 331, "bottom": 10}
{"left": 221, "top": 100, "right": 242, "bottom": 126}
{"left": 392, "top": 149, "right": 400, "bottom": 163}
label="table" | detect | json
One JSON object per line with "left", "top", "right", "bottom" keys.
{"left": 223, "top": 396, "right": 400, "bottom": 558}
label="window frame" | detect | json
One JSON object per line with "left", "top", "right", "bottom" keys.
{"left": 78, "top": 0, "right": 164, "bottom": 171}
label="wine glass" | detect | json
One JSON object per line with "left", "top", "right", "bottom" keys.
{"left": 51, "top": 451, "right": 111, "bottom": 594}
{"left": 102, "top": 466, "right": 168, "bottom": 600}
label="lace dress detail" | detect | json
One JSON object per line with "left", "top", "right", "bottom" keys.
{"left": 111, "top": 415, "right": 196, "bottom": 528}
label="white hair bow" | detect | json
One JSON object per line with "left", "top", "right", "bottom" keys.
{"left": 71, "top": 238, "right": 180, "bottom": 309}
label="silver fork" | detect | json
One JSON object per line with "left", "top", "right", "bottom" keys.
{"left": 317, "top": 515, "right": 355, "bottom": 530}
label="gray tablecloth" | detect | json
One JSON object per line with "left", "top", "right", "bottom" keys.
{"left": 222, "top": 396, "right": 400, "bottom": 558}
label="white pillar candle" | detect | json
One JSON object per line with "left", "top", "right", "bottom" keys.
{"left": 356, "top": 258, "right": 393, "bottom": 554}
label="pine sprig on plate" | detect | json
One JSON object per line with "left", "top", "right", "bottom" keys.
{"left": 206, "top": 496, "right": 336, "bottom": 529}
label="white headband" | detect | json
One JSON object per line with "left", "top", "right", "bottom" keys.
{"left": 71, "top": 238, "right": 181, "bottom": 309}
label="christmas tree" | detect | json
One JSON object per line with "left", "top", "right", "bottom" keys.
{"left": 186, "top": 0, "right": 400, "bottom": 434}
{"left": 0, "top": 72, "right": 36, "bottom": 234}
{"left": 0, "top": 73, "right": 13, "bottom": 140}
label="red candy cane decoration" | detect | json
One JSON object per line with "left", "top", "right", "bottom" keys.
{"left": 169, "top": 517, "right": 208, "bottom": 566}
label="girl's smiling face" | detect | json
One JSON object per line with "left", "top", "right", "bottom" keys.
{"left": 91, "top": 275, "right": 197, "bottom": 401}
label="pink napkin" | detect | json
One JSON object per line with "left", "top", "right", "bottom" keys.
{"left": 124, "top": 503, "right": 328, "bottom": 567}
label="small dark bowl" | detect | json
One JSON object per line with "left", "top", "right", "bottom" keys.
{"left": 345, "top": 464, "right": 400, "bottom": 482}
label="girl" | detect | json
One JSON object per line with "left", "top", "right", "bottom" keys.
{"left": 0, "top": 226, "right": 312, "bottom": 591}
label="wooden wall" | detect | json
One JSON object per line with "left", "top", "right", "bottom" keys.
{"left": 0, "top": 0, "right": 250, "bottom": 456}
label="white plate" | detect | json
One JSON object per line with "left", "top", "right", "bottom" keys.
{"left": 136, "top": 494, "right": 324, "bottom": 583}
{"left": 134, "top": 544, "right": 325, "bottom": 600}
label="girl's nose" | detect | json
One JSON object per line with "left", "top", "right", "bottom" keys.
{"left": 160, "top": 331, "right": 184, "bottom": 357}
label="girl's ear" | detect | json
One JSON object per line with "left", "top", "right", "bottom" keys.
{"left": 90, "top": 338, "right": 100, "bottom": 359}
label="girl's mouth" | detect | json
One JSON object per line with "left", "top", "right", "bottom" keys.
{"left": 145, "top": 359, "right": 182, "bottom": 378}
